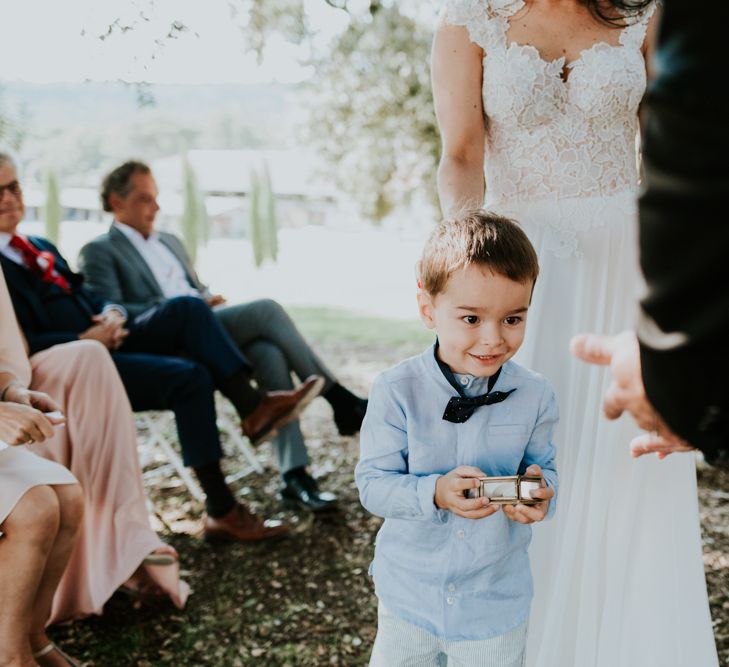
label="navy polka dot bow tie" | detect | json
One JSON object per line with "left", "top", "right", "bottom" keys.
{"left": 442, "top": 389, "right": 517, "bottom": 423}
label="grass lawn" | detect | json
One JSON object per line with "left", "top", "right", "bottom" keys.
{"left": 286, "top": 306, "right": 433, "bottom": 349}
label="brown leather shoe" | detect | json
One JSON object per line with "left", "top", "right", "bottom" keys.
{"left": 203, "top": 504, "right": 290, "bottom": 543}
{"left": 241, "top": 375, "right": 325, "bottom": 445}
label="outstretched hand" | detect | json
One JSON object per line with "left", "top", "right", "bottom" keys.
{"left": 570, "top": 330, "right": 694, "bottom": 458}
{"left": 434, "top": 466, "right": 501, "bottom": 520}
{"left": 629, "top": 432, "right": 695, "bottom": 459}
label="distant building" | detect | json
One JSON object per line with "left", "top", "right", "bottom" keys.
{"left": 151, "top": 149, "right": 346, "bottom": 236}
{"left": 23, "top": 149, "right": 355, "bottom": 236}
{"left": 22, "top": 187, "right": 105, "bottom": 223}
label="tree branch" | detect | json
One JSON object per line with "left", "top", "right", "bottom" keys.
{"left": 324, "top": 0, "right": 350, "bottom": 13}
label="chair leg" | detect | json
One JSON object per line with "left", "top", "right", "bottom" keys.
{"left": 155, "top": 436, "right": 205, "bottom": 502}
{"left": 219, "top": 413, "right": 265, "bottom": 475}
{"left": 136, "top": 413, "right": 205, "bottom": 502}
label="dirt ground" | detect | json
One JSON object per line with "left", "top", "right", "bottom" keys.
{"left": 51, "top": 339, "right": 728, "bottom": 666}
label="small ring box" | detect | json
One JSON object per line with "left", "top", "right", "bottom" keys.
{"left": 464, "top": 475, "right": 543, "bottom": 505}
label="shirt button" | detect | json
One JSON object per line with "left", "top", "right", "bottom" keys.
{"left": 448, "top": 583, "right": 456, "bottom": 592}
{"left": 457, "top": 530, "right": 465, "bottom": 539}
{"left": 447, "top": 596, "right": 455, "bottom": 605}
{"left": 460, "top": 377, "right": 469, "bottom": 386}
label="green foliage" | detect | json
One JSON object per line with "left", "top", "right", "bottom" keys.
{"left": 4, "top": 2, "right": 442, "bottom": 223}
{"left": 90, "top": 1, "right": 441, "bottom": 222}
{"left": 304, "top": 5, "right": 440, "bottom": 221}
{"left": 247, "top": 160, "right": 279, "bottom": 267}
{"left": 260, "top": 161, "right": 278, "bottom": 262}
{"left": 248, "top": 168, "right": 263, "bottom": 267}
{"left": 42, "top": 169, "right": 62, "bottom": 245}
{"left": 179, "top": 159, "right": 207, "bottom": 265}
{"left": 243, "top": 0, "right": 309, "bottom": 58}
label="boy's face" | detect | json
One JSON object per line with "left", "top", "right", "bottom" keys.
{"left": 418, "top": 263, "right": 532, "bottom": 377}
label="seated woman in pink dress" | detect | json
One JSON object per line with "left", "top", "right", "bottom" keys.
{"left": 0, "top": 382, "right": 84, "bottom": 667}
{"left": 0, "top": 265, "right": 189, "bottom": 624}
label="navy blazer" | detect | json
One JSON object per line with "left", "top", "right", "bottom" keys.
{"left": 0, "top": 236, "right": 112, "bottom": 354}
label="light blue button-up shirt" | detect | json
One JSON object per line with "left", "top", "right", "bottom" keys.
{"left": 355, "top": 344, "right": 558, "bottom": 641}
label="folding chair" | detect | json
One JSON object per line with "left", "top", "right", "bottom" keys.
{"left": 136, "top": 394, "right": 264, "bottom": 502}
{"left": 136, "top": 410, "right": 205, "bottom": 501}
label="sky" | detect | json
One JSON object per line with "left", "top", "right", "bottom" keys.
{"left": 1, "top": 0, "right": 351, "bottom": 84}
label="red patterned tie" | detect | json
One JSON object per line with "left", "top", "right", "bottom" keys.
{"left": 9, "top": 235, "right": 71, "bottom": 293}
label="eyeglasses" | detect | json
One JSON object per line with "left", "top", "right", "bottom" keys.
{"left": 0, "top": 180, "right": 21, "bottom": 198}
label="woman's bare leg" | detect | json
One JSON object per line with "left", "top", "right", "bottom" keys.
{"left": 0, "top": 485, "right": 60, "bottom": 667}
{"left": 29, "top": 484, "right": 84, "bottom": 667}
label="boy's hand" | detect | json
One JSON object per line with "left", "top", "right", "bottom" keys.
{"left": 435, "top": 466, "right": 501, "bottom": 520}
{"left": 503, "top": 464, "right": 554, "bottom": 524}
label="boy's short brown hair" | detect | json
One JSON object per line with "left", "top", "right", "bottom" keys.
{"left": 418, "top": 210, "right": 539, "bottom": 296}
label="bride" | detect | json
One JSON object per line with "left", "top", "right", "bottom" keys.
{"left": 431, "top": 0, "right": 718, "bottom": 665}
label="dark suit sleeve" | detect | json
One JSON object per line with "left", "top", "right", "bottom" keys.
{"left": 637, "top": 0, "right": 729, "bottom": 462}
{"left": 14, "top": 298, "right": 80, "bottom": 355}
{"left": 2, "top": 272, "right": 80, "bottom": 355}
{"left": 79, "top": 240, "right": 160, "bottom": 320}
{"left": 26, "top": 332, "right": 80, "bottom": 355}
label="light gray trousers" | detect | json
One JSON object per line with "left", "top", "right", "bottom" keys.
{"left": 370, "top": 604, "right": 528, "bottom": 667}
{"left": 215, "top": 298, "right": 336, "bottom": 476}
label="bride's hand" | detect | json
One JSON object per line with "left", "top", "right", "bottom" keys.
{"left": 503, "top": 465, "right": 553, "bottom": 524}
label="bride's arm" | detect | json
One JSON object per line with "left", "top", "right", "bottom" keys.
{"left": 431, "top": 13, "right": 487, "bottom": 217}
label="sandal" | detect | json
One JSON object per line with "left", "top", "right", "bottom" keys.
{"left": 142, "top": 545, "right": 178, "bottom": 566}
{"left": 33, "top": 642, "right": 81, "bottom": 667}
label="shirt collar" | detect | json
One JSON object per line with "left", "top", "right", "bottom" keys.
{"left": 113, "top": 220, "right": 159, "bottom": 243}
{"left": 0, "top": 232, "right": 11, "bottom": 251}
{"left": 431, "top": 341, "right": 502, "bottom": 397}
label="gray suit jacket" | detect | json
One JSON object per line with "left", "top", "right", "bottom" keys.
{"left": 78, "top": 225, "right": 209, "bottom": 320}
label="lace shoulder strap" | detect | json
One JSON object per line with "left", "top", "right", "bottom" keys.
{"left": 620, "top": 1, "right": 661, "bottom": 50}
{"left": 444, "top": 0, "right": 525, "bottom": 52}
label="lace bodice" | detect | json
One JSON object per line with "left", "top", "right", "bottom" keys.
{"left": 445, "top": 0, "right": 657, "bottom": 206}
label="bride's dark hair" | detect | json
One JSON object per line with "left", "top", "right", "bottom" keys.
{"left": 585, "top": 0, "right": 654, "bottom": 26}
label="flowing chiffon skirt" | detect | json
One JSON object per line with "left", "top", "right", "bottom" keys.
{"left": 490, "top": 192, "right": 718, "bottom": 667}
{"left": 27, "top": 340, "right": 189, "bottom": 623}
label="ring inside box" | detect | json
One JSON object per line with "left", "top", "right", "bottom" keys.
{"left": 465, "top": 475, "right": 542, "bottom": 504}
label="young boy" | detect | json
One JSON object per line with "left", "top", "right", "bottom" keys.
{"left": 355, "top": 211, "right": 558, "bottom": 666}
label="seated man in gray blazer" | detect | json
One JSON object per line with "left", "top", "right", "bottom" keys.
{"left": 79, "top": 161, "right": 367, "bottom": 512}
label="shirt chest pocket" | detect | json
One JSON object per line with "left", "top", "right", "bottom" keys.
{"left": 484, "top": 424, "right": 530, "bottom": 471}
{"left": 487, "top": 424, "right": 529, "bottom": 437}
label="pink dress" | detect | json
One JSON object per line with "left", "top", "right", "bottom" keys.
{"left": 0, "top": 267, "right": 189, "bottom": 623}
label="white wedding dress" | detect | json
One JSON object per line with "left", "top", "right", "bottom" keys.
{"left": 445, "top": 2, "right": 718, "bottom": 666}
